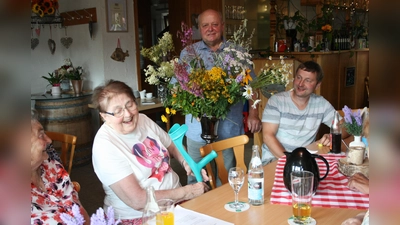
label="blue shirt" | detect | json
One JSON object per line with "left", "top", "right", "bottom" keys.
{"left": 180, "top": 40, "right": 256, "bottom": 142}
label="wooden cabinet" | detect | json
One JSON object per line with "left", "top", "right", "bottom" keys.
{"left": 224, "top": 0, "right": 270, "bottom": 50}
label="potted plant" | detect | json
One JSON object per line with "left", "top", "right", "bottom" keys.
{"left": 277, "top": 10, "right": 308, "bottom": 51}
{"left": 42, "top": 72, "right": 65, "bottom": 96}
{"left": 58, "top": 59, "right": 84, "bottom": 94}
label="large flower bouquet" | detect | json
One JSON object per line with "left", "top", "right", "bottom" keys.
{"left": 342, "top": 105, "right": 363, "bottom": 136}
{"left": 162, "top": 20, "right": 257, "bottom": 120}
{"left": 140, "top": 33, "right": 175, "bottom": 85}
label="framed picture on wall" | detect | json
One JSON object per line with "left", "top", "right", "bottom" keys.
{"left": 345, "top": 67, "right": 356, "bottom": 87}
{"left": 106, "top": 0, "right": 128, "bottom": 32}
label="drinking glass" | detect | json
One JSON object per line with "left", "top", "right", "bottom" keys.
{"left": 228, "top": 167, "right": 245, "bottom": 209}
{"left": 291, "top": 171, "right": 314, "bottom": 224}
{"left": 156, "top": 199, "right": 174, "bottom": 225}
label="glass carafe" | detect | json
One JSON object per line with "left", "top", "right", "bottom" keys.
{"left": 142, "top": 186, "right": 160, "bottom": 225}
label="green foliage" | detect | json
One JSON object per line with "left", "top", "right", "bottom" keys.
{"left": 42, "top": 72, "right": 64, "bottom": 86}
{"left": 65, "top": 66, "right": 84, "bottom": 80}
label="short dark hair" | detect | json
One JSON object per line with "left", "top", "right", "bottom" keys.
{"left": 296, "top": 61, "right": 324, "bottom": 83}
{"left": 91, "top": 80, "right": 135, "bottom": 112}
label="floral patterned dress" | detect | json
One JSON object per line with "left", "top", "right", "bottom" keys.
{"left": 31, "top": 158, "right": 81, "bottom": 225}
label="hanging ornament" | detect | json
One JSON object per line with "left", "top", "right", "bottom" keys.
{"left": 31, "top": 26, "right": 39, "bottom": 50}
{"left": 60, "top": 26, "right": 73, "bottom": 49}
{"left": 48, "top": 25, "right": 56, "bottom": 54}
{"left": 35, "top": 22, "right": 41, "bottom": 37}
{"left": 89, "top": 21, "right": 93, "bottom": 39}
{"left": 111, "top": 38, "right": 129, "bottom": 62}
{"left": 84, "top": 9, "right": 94, "bottom": 39}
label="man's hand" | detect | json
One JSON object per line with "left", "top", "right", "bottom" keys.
{"left": 317, "top": 133, "right": 331, "bottom": 146}
{"left": 247, "top": 114, "right": 262, "bottom": 133}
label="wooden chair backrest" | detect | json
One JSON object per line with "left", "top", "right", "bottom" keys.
{"left": 45, "top": 131, "right": 77, "bottom": 175}
{"left": 200, "top": 135, "right": 249, "bottom": 189}
{"left": 72, "top": 181, "right": 81, "bottom": 192}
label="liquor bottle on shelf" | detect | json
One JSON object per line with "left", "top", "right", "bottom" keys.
{"left": 248, "top": 145, "right": 264, "bottom": 205}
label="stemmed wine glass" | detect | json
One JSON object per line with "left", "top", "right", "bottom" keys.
{"left": 228, "top": 167, "right": 245, "bottom": 209}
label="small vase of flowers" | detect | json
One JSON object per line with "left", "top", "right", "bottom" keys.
{"left": 58, "top": 58, "right": 84, "bottom": 94}
{"left": 342, "top": 105, "right": 366, "bottom": 165}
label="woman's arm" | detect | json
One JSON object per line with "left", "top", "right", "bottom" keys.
{"left": 166, "top": 142, "right": 209, "bottom": 181}
{"left": 109, "top": 173, "right": 209, "bottom": 210}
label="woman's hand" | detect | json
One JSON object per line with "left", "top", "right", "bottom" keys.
{"left": 182, "top": 182, "right": 210, "bottom": 200}
{"left": 341, "top": 212, "right": 366, "bottom": 225}
{"left": 347, "top": 173, "right": 369, "bottom": 194}
{"left": 182, "top": 160, "right": 210, "bottom": 182}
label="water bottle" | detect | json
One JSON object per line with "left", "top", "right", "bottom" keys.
{"left": 330, "top": 111, "right": 342, "bottom": 154}
{"left": 248, "top": 145, "right": 264, "bottom": 205}
{"left": 141, "top": 186, "right": 160, "bottom": 225}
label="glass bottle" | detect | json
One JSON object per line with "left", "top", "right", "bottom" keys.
{"left": 330, "top": 111, "right": 342, "bottom": 154}
{"left": 248, "top": 145, "right": 264, "bottom": 205}
{"left": 141, "top": 186, "right": 160, "bottom": 225}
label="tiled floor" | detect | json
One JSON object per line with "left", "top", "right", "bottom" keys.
{"left": 70, "top": 137, "right": 254, "bottom": 215}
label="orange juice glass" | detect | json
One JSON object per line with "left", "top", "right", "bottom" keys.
{"left": 156, "top": 199, "right": 175, "bottom": 225}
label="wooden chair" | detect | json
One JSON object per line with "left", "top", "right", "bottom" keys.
{"left": 45, "top": 131, "right": 77, "bottom": 175}
{"left": 72, "top": 181, "right": 81, "bottom": 192}
{"left": 199, "top": 135, "right": 249, "bottom": 189}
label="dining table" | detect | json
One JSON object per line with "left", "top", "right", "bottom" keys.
{"left": 180, "top": 141, "right": 369, "bottom": 224}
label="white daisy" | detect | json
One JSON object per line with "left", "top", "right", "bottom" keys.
{"left": 242, "top": 85, "right": 253, "bottom": 99}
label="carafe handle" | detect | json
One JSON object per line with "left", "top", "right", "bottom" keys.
{"left": 313, "top": 154, "right": 330, "bottom": 181}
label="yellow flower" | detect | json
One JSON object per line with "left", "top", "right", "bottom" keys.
{"left": 161, "top": 115, "right": 168, "bottom": 123}
{"left": 242, "top": 69, "right": 253, "bottom": 84}
{"left": 32, "top": 3, "right": 40, "bottom": 13}
{"left": 165, "top": 107, "right": 170, "bottom": 114}
{"left": 170, "top": 109, "right": 176, "bottom": 115}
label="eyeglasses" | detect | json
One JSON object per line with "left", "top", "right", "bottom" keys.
{"left": 102, "top": 100, "right": 137, "bottom": 118}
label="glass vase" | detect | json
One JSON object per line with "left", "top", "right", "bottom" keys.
{"left": 157, "top": 82, "right": 168, "bottom": 102}
{"left": 200, "top": 116, "right": 219, "bottom": 144}
{"left": 324, "top": 38, "right": 330, "bottom": 51}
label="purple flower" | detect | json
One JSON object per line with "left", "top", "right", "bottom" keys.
{"left": 353, "top": 109, "right": 362, "bottom": 126}
{"left": 60, "top": 204, "right": 85, "bottom": 225}
{"left": 342, "top": 105, "right": 353, "bottom": 124}
{"left": 342, "top": 105, "right": 363, "bottom": 136}
{"left": 90, "top": 206, "right": 121, "bottom": 225}
{"left": 235, "top": 74, "right": 243, "bottom": 83}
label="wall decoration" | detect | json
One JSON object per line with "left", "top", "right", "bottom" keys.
{"left": 345, "top": 67, "right": 356, "bottom": 87}
{"left": 106, "top": 0, "right": 128, "bottom": 32}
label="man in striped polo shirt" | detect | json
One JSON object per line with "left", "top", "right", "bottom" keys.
{"left": 261, "top": 61, "right": 336, "bottom": 165}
